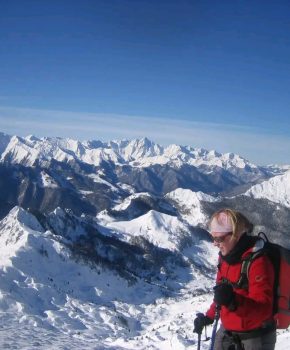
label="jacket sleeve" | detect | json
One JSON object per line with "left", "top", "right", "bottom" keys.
{"left": 233, "top": 254, "right": 274, "bottom": 319}
{"left": 206, "top": 300, "right": 217, "bottom": 320}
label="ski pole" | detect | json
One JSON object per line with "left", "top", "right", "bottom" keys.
{"left": 209, "top": 304, "right": 221, "bottom": 350}
{"left": 197, "top": 331, "right": 201, "bottom": 350}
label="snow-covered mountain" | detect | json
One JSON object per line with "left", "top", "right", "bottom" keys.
{"left": 1, "top": 132, "right": 288, "bottom": 176}
{"left": 0, "top": 206, "right": 216, "bottom": 349}
{"left": 245, "top": 170, "right": 290, "bottom": 208}
{"left": 166, "top": 188, "right": 218, "bottom": 228}
{"left": 0, "top": 132, "right": 280, "bottom": 183}
{"left": 0, "top": 131, "right": 290, "bottom": 349}
{"left": 0, "top": 132, "right": 252, "bottom": 168}
{"left": 1, "top": 131, "right": 288, "bottom": 222}
{"left": 1, "top": 205, "right": 289, "bottom": 349}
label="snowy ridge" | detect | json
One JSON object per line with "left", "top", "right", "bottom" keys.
{"left": 103, "top": 209, "right": 191, "bottom": 251}
{"left": 38, "top": 170, "right": 59, "bottom": 188}
{"left": 97, "top": 201, "right": 218, "bottom": 271}
{"left": 245, "top": 170, "right": 290, "bottom": 208}
{"left": 0, "top": 132, "right": 261, "bottom": 172}
{"left": 107, "top": 137, "right": 164, "bottom": 161}
{"left": 166, "top": 189, "right": 218, "bottom": 227}
{"left": 0, "top": 134, "right": 123, "bottom": 166}
{"left": 112, "top": 192, "right": 151, "bottom": 212}
{"left": 0, "top": 207, "right": 44, "bottom": 265}
{"left": 134, "top": 144, "right": 257, "bottom": 170}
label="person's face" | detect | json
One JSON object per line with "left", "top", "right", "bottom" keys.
{"left": 211, "top": 231, "right": 238, "bottom": 256}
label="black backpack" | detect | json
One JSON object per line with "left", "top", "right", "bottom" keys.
{"left": 233, "top": 233, "right": 290, "bottom": 329}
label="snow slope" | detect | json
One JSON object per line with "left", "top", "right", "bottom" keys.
{"left": 166, "top": 189, "right": 218, "bottom": 227}
{"left": 0, "top": 206, "right": 216, "bottom": 349}
{"left": 245, "top": 170, "right": 290, "bottom": 208}
{"left": 0, "top": 207, "right": 289, "bottom": 349}
{"left": 103, "top": 210, "right": 191, "bottom": 251}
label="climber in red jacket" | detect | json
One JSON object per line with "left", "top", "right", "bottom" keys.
{"left": 194, "top": 209, "right": 276, "bottom": 350}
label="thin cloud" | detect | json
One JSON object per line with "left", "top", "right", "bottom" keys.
{"left": 0, "top": 106, "right": 289, "bottom": 165}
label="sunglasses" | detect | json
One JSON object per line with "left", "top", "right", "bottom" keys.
{"left": 211, "top": 232, "right": 233, "bottom": 243}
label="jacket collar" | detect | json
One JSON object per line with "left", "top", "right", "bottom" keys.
{"left": 219, "top": 233, "right": 258, "bottom": 264}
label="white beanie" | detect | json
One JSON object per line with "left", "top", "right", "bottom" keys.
{"left": 210, "top": 212, "right": 233, "bottom": 234}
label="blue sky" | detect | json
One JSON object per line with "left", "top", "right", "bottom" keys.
{"left": 0, "top": 0, "right": 290, "bottom": 165}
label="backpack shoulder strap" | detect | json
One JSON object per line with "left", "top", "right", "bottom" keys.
{"left": 226, "top": 235, "right": 267, "bottom": 289}
{"left": 233, "top": 250, "right": 264, "bottom": 289}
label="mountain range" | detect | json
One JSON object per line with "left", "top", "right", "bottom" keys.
{"left": 0, "top": 131, "right": 289, "bottom": 349}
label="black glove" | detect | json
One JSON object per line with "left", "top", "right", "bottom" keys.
{"left": 214, "top": 283, "right": 235, "bottom": 307}
{"left": 193, "top": 313, "right": 213, "bottom": 334}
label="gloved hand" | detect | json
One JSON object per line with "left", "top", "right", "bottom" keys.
{"left": 214, "top": 283, "right": 235, "bottom": 307}
{"left": 193, "top": 313, "right": 213, "bottom": 334}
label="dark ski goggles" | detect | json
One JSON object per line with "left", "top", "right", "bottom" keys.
{"left": 211, "top": 232, "right": 233, "bottom": 243}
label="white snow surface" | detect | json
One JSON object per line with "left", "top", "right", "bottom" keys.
{"left": 245, "top": 170, "right": 290, "bottom": 208}
{"left": 38, "top": 171, "right": 58, "bottom": 188}
{"left": 112, "top": 192, "right": 151, "bottom": 212}
{"left": 87, "top": 173, "right": 119, "bottom": 192}
{"left": 166, "top": 189, "right": 218, "bottom": 228}
{"left": 0, "top": 207, "right": 289, "bottom": 349}
{"left": 134, "top": 145, "right": 256, "bottom": 170}
{"left": 104, "top": 209, "right": 191, "bottom": 251}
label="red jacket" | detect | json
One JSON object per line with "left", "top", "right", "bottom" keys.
{"left": 206, "top": 244, "right": 275, "bottom": 332}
